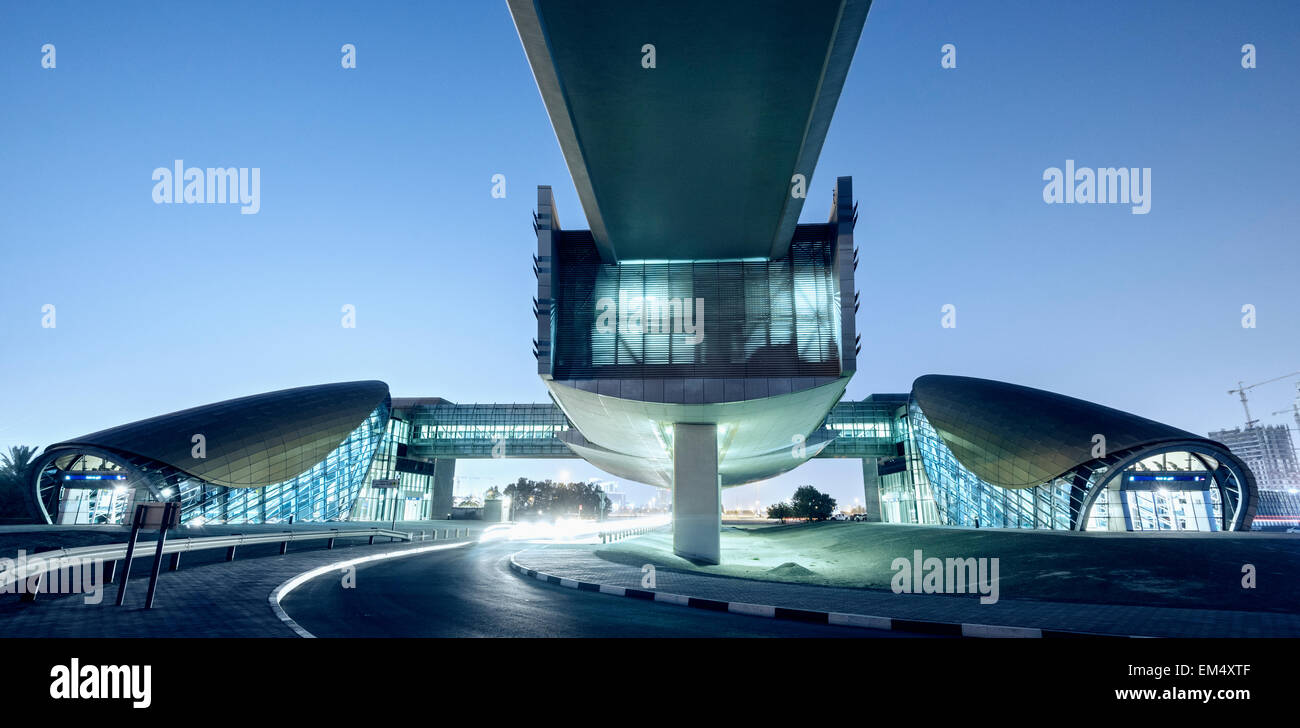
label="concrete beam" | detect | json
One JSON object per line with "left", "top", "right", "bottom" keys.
{"left": 672, "top": 423, "right": 721, "bottom": 564}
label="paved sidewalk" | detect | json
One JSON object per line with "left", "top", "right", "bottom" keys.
{"left": 0, "top": 538, "right": 467, "bottom": 638}
{"left": 512, "top": 545, "right": 1300, "bottom": 638}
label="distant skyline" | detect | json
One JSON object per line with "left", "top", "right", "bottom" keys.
{"left": 2, "top": 1, "right": 1296, "bottom": 510}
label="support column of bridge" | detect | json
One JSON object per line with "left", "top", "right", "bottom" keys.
{"left": 672, "top": 423, "right": 721, "bottom": 564}
{"left": 861, "top": 457, "right": 882, "bottom": 522}
{"left": 432, "top": 458, "right": 456, "bottom": 520}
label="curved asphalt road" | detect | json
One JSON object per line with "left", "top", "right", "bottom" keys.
{"left": 280, "top": 541, "right": 922, "bottom": 637}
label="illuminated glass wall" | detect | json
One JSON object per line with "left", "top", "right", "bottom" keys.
{"left": 907, "top": 400, "right": 1073, "bottom": 529}
{"left": 178, "top": 402, "right": 389, "bottom": 524}
{"left": 877, "top": 406, "right": 938, "bottom": 524}
{"left": 406, "top": 403, "right": 571, "bottom": 458}
{"left": 1084, "top": 452, "right": 1225, "bottom": 532}
{"left": 817, "top": 395, "right": 904, "bottom": 458}
{"left": 551, "top": 230, "right": 841, "bottom": 379}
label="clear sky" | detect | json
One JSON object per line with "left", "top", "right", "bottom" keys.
{"left": 2, "top": 1, "right": 1297, "bottom": 511}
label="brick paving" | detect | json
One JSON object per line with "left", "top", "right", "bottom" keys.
{"left": 512, "top": 545, "right": 1300, "bottom": 638}
{"left": 0, "top": 532, "right": 478, "bottom": 638}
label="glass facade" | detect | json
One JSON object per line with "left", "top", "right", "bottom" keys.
{"left": 1251, "top": 489, "right": 1300, "bottom": 530}
{"left": 878, "top": 406, "right": 938, "bottom": 525}
{"left": 178, "top": 402, "right": 389, "bottom": 524}
{"left": 38, "top": 453, "right": 134, "bottom": 525}
{"left": 32, "top": 378, "right": 1257, "bottom": 532}
{"left": 351, "top": 416, "right": 441, "bottom": 522}
{"left": 908, "top": 400, "right": 1074, "bottom": 529}
{"left": 816, "top": 395, "right": 905, "bottom": 458}
{"left": 406, "top": 403, "right": 572, "bottom": 459}
{"left": 891, "top": 398, "right": 1245, "bottom": 532}
{"left": 551, "top": 229, "right": 841, "bottom": 379}
{"left": 1083, "top": 452, "right": 1225, "bottom": 532}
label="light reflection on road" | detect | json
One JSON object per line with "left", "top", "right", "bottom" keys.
{"left": 477, "top": 514, "right": 671, "bottom": 545}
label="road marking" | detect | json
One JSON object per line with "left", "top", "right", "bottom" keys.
{"left": 270, "top": 540, "right": 474, "bottom": 638}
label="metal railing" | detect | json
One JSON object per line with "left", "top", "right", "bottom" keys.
{"left": 600, "top": 526, "right": 654, "bottom": 543}
{"left": 0, "top": 527, "right": 415, "bottom": 603}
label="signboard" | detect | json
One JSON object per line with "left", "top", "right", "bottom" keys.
{"left": 61, "top": 472, "right": 128, "bottom": 489}
{"left": 371, "top": 479, "right": 399, "bottom": 489}
{"left": 132, "top": 502, "right": 181, "bottom": 529}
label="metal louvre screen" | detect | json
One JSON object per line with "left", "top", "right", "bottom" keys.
{"left": 552, "top": 229, "right": 841, "bottom": 378}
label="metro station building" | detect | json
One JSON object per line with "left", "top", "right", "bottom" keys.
{"left": 28, "top": 0, "right": 1259, "bottom": 561}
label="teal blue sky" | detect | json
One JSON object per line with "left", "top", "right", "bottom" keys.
{"left": 1, "top": 1, "right": 1297, "bottom": 510}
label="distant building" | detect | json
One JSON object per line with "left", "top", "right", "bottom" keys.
{"left": 604, "top": 490, "right": 628, "bottom": 512}
{"left": 1208, "top": 425, "right": 1300, "bottom": 491}
{"left": 1251, "top": 490, "right": 1300, "bottom": 531}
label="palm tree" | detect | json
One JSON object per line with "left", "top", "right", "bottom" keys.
{"left": 0, "top": 445, "right": 39, "bottom": 520}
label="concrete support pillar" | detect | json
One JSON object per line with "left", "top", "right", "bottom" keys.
{"left": 432, "top": 459, "right": 456, "bottom": 520}
{"left": 861, "top": 457, "right": 882, "bottom": 522}
{"left": 672, "top": 423, "right": 720, "bottom": 564}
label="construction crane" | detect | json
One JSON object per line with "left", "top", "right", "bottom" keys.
{"left": 1228, "top": 372, "right": 1300, "bottom": 429}
{"left": 1270, "top": 382, "right": 1300, "bottom": 433}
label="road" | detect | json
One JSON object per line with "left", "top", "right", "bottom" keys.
{"left": 280, "top": 540, "right": 926, "bottom": 637}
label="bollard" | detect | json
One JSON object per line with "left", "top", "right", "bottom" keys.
{"left": 368, "top": 535, "right": 376, "bottom": 545}
{"left": 225, "top": 545, "right": 237, "bottom": 562}
{"left": 169, "top": 552, "right": 181, "bottom": 571}
{"left": 326, "top": 537, "right": 335, "bottom": 549}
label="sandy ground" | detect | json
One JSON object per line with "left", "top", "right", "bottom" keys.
{"left": 598, "top": 521, "right": 1300, "bottom": 612}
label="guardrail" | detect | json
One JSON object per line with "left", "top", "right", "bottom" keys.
{"left": 0, "top": 527, "right": 416, "bottom": 604}
{"left": 600, "top": 525, "right": 654, "bottom": 543}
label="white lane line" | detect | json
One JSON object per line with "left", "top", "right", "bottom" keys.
{"left": 270, "top": 540, "right": 474, "bottom": 638}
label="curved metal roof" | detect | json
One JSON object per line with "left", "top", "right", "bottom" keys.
{"left": 911, "top": 374, "right": 1216, "bottom": 488}
{"left": 49, "top": 381, "right": 390, "bottom": 488}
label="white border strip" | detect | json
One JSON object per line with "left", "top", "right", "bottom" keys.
{"left": 270, "top": 540, "right": 474, "bottom": 638}
{"left": 508, "top": 552, "right": 1146, "bottom": 638}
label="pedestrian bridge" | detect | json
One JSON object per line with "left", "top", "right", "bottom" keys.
{"left": 396, "top": 396, "right": 907, "bottom": 461}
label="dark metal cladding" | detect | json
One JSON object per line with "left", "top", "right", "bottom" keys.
{"left": 49, "top": 381, "right": 391, "bottom": 488}
{"left": 911, "top": 374, "right": 1218, "bottom": 489}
